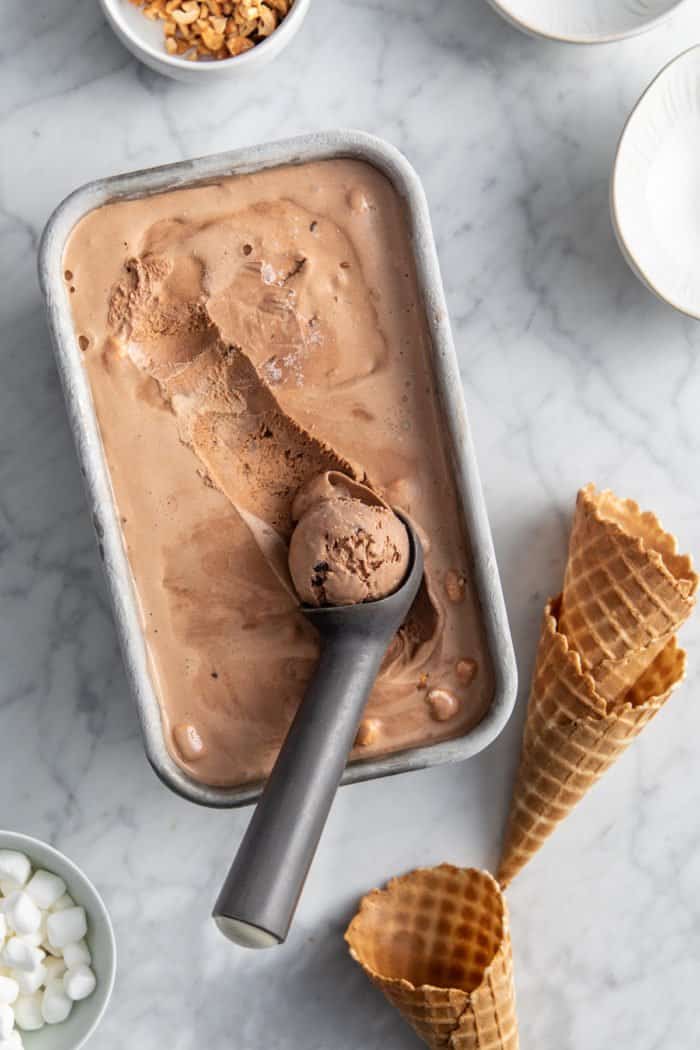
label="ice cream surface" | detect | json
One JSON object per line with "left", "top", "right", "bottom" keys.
{"left": 63, "top": 158, "right": 493, "bottom": 787}
{"left": 288, "top": 478, "right": 410, "bottom": 606}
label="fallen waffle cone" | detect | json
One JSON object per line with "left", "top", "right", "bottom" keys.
{"left": 560, "top": 484, "right": 696, "bottom": 701}
{"left": 345, "top": 865, "right": 518, "bottom": 1050}
{"left": 498, "top": 597, "right": 686, "bottom": 887}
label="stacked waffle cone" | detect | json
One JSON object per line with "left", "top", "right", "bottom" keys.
{"left": 345, "top": 865, "right": 518, "bottom": 1050}
{"left": 498, "top": 484, "right": 696, "bottom": 886}
{"left": 344, "top": 485, "right": 694, "bottom": 1050}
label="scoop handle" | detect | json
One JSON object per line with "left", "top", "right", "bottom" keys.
{"left": 212, "top": 623, "right": 391, "bottom": 947}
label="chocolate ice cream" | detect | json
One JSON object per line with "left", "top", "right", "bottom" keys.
{"left": 289, "top": 483, "right": 410, "bottom": 606}
{"left": 63, "top": 158, "right": 493, "bottom": 787}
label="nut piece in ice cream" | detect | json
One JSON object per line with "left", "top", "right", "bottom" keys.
{"left": 288, "top": 489, "right": 410, "bottom": 607}
{"left": 355, "top": 718, "right": 381, "bottom": 747}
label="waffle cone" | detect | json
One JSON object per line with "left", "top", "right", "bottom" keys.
{"left": 559, "top": 485, "right": 696, "bottom": 699}
{"left": 345, "top": 865, "right": 518, "bottom": 1050}
{"left": 498, "top": 597, "right": 686, "bottom": 887}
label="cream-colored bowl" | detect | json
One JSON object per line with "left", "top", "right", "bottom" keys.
{"left": 99, "top": 0, "right": 311, "bottom": 82}
{"left": 612, "top": 46, "right": 700, "bottom": 318}
{"left": 484, "top": 0, "right": 689, "bottom": 44}
{"left": 0, "top": 832, "right": 116, "bottom": 1050}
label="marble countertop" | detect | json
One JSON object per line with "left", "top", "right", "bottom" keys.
{"left": 3, "top": 2, "right": 700, "bottom": 1047}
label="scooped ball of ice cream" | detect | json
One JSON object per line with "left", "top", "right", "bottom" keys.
{"left": 288, "top": 495, "right": 410, "bottom": 607}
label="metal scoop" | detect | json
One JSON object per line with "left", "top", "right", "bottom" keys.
{"left": 212, "top": 514, "right": 424, "bottom": 948}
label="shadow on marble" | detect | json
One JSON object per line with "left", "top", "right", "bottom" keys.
{"left": 196, "top": 912, "right": 424, "bottom": 1049}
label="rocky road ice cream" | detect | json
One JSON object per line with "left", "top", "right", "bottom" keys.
{"left": 288, "top": 477, "right": 410, "bottom": 606}
{"left": 64, "top": 158, "right": 493, "bottom": 787}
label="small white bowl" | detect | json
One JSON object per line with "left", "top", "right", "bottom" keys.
{"left": 0, "top": 831, "right": 116, "bottom": 1050}
{"left": 484, "top": 0, "right": 689, "bottom": 44}
{"left": 99, "top": 0, "right": 311, "bottom": 82}
{"left": 612, "top": 46, "right": 700, "bottom": 318}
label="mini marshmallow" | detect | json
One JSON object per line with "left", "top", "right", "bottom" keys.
{"left": 63, "top": 965, "right": 96, "bottom": 1002}
{"left": 0, "top": 978, "right": 18, "bottom": 1006}
{"left": 49, "top": 894, "right": 74, "bottom": 913}
{"left": 0, "top": 856, "right": 30, "bottom": 891}
{"left": 1, "top": 940, "right": 44, "bottom": 974}
{"left": 13, "top": 994, "right": 43, "bottom": 1032}
{"left": 0, "top": 858, "right": 96, "bottom": 1033}
{"left": 17, "top": 933, "right": 41, "bottom": 950}
{"left": 41, "top": 980, "right": 72, "bottom": 1025}
{"left": 0, "top": 1005, "right": 13, "bottom": 1040}
{"left": 46, "top": 908, "right": 87, "bottom": 951}
{"left": 3, "top": 896, "right": 41, "bottom": 938}
{"left": 14, "top": 964, "right": 47, "bottom": 997}
{"left": 62, "top": 940, "right": 91, "bottom": 968}
{"left": 25, "top": 872, "right": 66, "bottom": 913}
{"left": 42, "top": 958, "right": 66, "bottom": 982}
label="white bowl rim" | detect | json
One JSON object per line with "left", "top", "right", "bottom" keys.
{"left": 484, "top": 0, "right": 690, "bottom": 45}
{"left": 611, "top": 43, "right": 700, "bottom": 320}
{"left": 100, "top": 0, "right": 309, "bottom": 72}
{"left": 0, "top": 830, "right": 117, "bottom": 1050}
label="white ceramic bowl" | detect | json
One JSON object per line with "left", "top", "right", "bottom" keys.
{"left": 484, "top": 0, "right": 689, "bottom": 44}
{"left": 99, "top": 0, "right": 311, "bottom": 82}
{"left": 0, "top": 832, "right": 116, "bottom": 1050}
{"left": 612, "top": 46, "right": 700, "bottom": 318}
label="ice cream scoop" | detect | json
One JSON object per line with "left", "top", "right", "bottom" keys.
{"left": 289, "top": 495, "right": 411, "bottom": 607}
{"left": 212, "top": 511, "right": 423, "bottom": 948}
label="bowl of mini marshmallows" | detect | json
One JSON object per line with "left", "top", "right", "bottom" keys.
{"left": 0, "top": 832, "right": 116, "bottom": 1050}
{"left": 99, "top": 0, "right": 312, "bottom": 82}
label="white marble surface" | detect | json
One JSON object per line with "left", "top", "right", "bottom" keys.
{"left": 2, "top": 2, "right": 700, "bottom": 1047}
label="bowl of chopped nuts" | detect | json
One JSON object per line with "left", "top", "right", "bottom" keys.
{"left": 100, "top": 0, "right": 309, "bottom": 81}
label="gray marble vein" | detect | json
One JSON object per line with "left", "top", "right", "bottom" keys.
{"left": 2, "top": 0, "right": 700, "bottom": 1046}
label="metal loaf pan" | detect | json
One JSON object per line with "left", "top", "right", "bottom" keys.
{"left": 38, "top": 130, "right": 517, "bottom": 808}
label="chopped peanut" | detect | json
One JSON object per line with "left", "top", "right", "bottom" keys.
{"left": 129, "top": 0, "right": 292, "bottom": 59}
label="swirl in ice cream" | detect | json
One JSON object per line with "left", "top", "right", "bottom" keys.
{"left": 63, "top": 158, "right": 492, "bottom": 787}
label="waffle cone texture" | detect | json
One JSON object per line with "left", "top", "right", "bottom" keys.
{"left": 560, "top": 484, "right": 696, "bottom": 699}
{"left": 498, "top": 597, "right": 686, "bottom": 886}
{"left": 345, "top": 865, "right": 518, "bottom": 1050}
{"left": 498, "top": 484, "right": 694, "bottom": 886}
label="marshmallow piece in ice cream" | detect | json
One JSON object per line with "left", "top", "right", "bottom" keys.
{"left": 288, "top": 477, "right": 410, "bottom": 608}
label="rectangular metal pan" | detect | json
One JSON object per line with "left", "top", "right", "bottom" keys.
{"left": 38, "top": 130, "right": 517, "bottom": 808}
